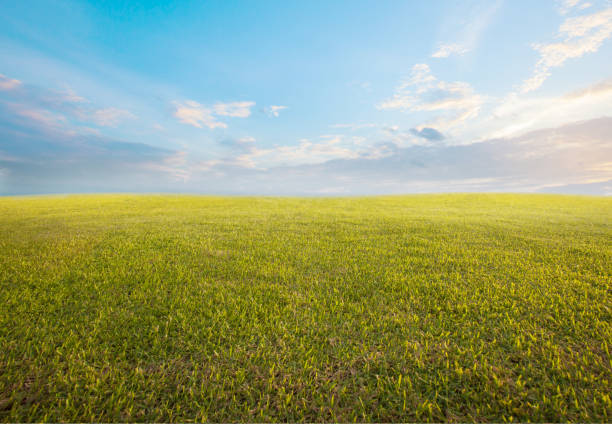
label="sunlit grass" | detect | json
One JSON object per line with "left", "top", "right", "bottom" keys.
{"left": 0, "top": 194, "right": 610, "bottom": 422}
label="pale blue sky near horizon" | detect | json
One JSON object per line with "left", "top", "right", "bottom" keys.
{"left": 1, "top": 0, "right": 611, "bottom": 195}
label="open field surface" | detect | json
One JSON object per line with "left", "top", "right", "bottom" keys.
{"left": 0, "top": 194, "right": 610, "bottom": 422}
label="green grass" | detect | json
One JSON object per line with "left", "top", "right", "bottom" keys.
{"left": 0, "top": 194, "right": 610, "bottom": 422}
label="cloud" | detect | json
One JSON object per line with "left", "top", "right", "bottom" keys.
{"left": 0, "top": 75, "right": 138, "bottom": 129}
{"left": 265, "top": 105, "right": 288, "bottom": 117}
{"left": 54, "top": 87, "right": 87, "bottom": 103}
{"left": 236, "top": 136, "right": 362, "bottom": 168}
{"left": 481, "top": 78, "right": 612, "bottom": 140}
{"left": 0, "top": 76, "right": 186, "bottom": 194}
{"left": 171, "top": 117, "right": 612, "bottom": 195}
{"left": 213, "top": 101, "right": 255, "bottom": 118}
{"left": 0, "top": 101, "right": 183, "bottom": 195}
{"left": 432, "top": 0, "right": 502, "bottom": 59}
{"left": 521, "top": 8, "right": 612, "bottom": 93}
{"left": 330, "top": 123, "right": 378, "bottom": 130}
{"left": 219, "top": 136, "right": 257, "bottom": 151}
{"left": 173, "top": 100, "right": 255, "bottom": 129}
{"left": 563, "top": 77, "right": 612, "bottom": 99}
{"left": 559, "top": 0, "right": 593, "bottom": 15}
{"left": 173, "top": 100, "right": 226, "bottom": 129}
{"left": 431, "top": 43, "right": 469, "bottom": 58}
{"left": 208, "top": 134, "right": 398, "bottom": 170}
{"left": 91, "top": 107, "right": 136, "bottom": 127}
{"left": 3, "top": 88, "right": 611, "bottom": 195}
{"left": 377, "top": 64, "right": 483, "bottom": 130}
{"left": 0, "top": 74, "right": 22, "bottom": 91}
{"left": 237, "top": 136, "right": 255, "bottom": 144}
{"left": 142, "top": 151, "right": 190, "bottom": 182}
{"left": 14, "top": 107, "right": 67, "bottom": 129}
{"left": 410, "top": 127, "right": 445, "bottom": 141}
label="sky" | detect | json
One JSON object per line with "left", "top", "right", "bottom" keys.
{"left": 1, "top": 0, "right": 611, "bottom": 195}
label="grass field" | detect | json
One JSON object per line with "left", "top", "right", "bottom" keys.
{"left": 0, "top": 194, "right": 610, "bottom": 422}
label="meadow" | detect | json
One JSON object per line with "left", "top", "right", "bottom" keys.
{"left": 0, "top": 194, "right": 610, "bottom": 422}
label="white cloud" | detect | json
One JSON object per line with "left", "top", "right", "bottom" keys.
{"left": 431, "top": 43, "right": 469, "bottom": 58}
{"left": 0, "top": 74, "right": 22, "bottom": 91}
{"left": 265, "top": 105, "right": 288, "bottom": 117}
{"left": 520, "top": 8, "right": 612, "bottom": 93}
{"left": 213, "top": 101, "right": 255, "bottom": 118}
{"left": 477, "top": 78, "right": 612, "bottom": 140}
{"left": 173, "top": 100, "right": 226, "bottom": 129}
{"left": 173, "top": 100, "right": 254, "bottom": 129}
{"left": 377, "top": 64, "right": 483, "bottom": 130}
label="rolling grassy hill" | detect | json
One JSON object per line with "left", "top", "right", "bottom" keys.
{"left": 0, "top": 194, "right": 610, "bottom": 422}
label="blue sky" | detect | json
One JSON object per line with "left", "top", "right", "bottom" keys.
{"left": 1, "top": 0, "right": 611, "bottom": 195}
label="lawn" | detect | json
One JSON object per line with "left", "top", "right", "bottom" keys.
{"left": 0, "top": 194, "right": 610, "bottom": 422}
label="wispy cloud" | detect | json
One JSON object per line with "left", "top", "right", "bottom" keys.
{"left": 432, "top": 0, "right": 503, "bottom": 59}
{"left": 91, "top": 107, "right": 136, "bottom": 127}
{"left": 0, "top": 75, "right": 137, "bottom": 129}
{"left": 477, "top": 78, "right": 612, "bottom": 140}
{"left": 13, "top": 107, "right": 67, "bottom": 129}
{"left": 265, "top": 105, "right": 288, "bottom": 117}
{"left": 330, "top": 123, "right": 378, "bottom": 130}
{"left": 208, "top": 134, "right": 398, "bottom": 170}
{"left": 563, "top": 77, "right": 612, "bottom": 99}
{"left": 173, "top": 100, "right": 226, "bottom": 129}
{"left": 0, "top": 101, "right": 181, "bottom": 195}
{"left": 142, "top": 151, "right": 191, "bottom": 182}
{"left": 0, "top": 74, "right": 22, "bottom": 91}
{"left": 234, "top": 135, "right": 361, "bottom": 168}
{"left": 521, "top": 8, "right": 612, "bottom": 93}
{"left": 377, "top": 64, "right": 483, "bottom": 130}
{"left": 559, "top": 0, "right": 593, "bottom": 15}
{"left": 173, "top": 100, "right": 254, "bottom": 129}
{"left": 431, "top": 43, "right": 469, "bottom": 58}
{"left": 213, "top": 101, "right": 255, "bottom": 118}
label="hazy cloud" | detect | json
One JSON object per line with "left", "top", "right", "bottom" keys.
{"left": 0, "top": 75, "right": 136, "bottom": 128}
{"left": 0, "top": 101, "right": 181, "bottom": 195}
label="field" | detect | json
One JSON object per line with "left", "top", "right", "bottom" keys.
{"left": 0, "top": 194, "right": 610, "bottom": 422}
